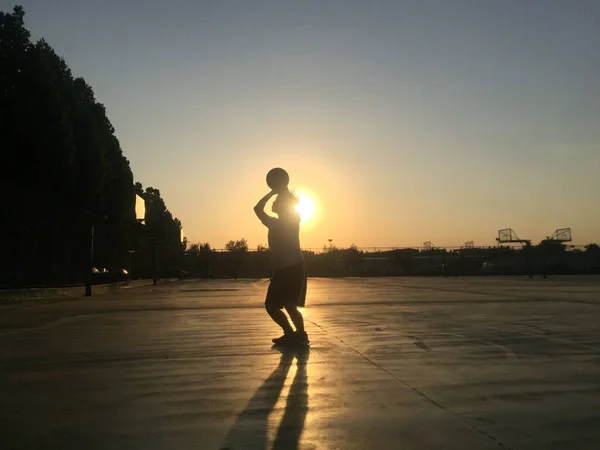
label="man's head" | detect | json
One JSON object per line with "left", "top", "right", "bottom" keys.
{"left": 272, "top": 189, "right": 299, "bottom": 218}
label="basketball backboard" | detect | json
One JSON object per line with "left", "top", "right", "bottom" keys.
{"left": 497, "top": 228, "right": 531, "bottom": 245}
{"left": 550, "top": 228, "right": 572, "bottom": 242}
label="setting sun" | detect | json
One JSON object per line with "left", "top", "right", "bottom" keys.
{"left": 295, "top": 192, "right": 316, "bottom": 223}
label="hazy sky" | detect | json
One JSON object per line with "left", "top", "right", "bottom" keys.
{"left": 4, "top": 0, "right": 599, "bottom": 248}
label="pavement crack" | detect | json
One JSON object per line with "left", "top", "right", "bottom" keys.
{"left": 306, "top": 318, "right": 512, "bottom": 449}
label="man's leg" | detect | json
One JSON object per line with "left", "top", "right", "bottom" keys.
{"left": 266, "top": 270, "right": 294, "bottom": 336}
{"left": 285, "top": 264, "right": 306, "bottom": 334}
{"left": 285, "top": 304, "right": 309, "bottom": 345}
{"left": 284, "top": 304, "right": 304, "bottom": 333}
{"left": 266, "top": 303, "right": 294, "bottom": 335}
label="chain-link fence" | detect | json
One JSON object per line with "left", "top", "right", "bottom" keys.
{"left": 180, "top": 245, "right": 599, "bottom": 279}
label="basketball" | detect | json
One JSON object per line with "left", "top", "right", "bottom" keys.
{"left": 266, "top": 167, "right": 290, "bottom": 191}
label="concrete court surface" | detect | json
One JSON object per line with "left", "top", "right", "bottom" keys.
{"left": 1, "top": 276, "right": 599, "bottom": 450}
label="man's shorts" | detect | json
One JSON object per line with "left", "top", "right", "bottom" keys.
{"left": 265, "top": 262, "right": 307, "bottom": 310}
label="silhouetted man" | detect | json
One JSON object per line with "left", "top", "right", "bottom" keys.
{"left": 254, "top": 188, "right": 308, "bottom": 346}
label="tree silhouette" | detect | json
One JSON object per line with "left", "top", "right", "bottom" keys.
{"left": 225, "top": 239, "right": 249, "bottom": 253}
{"left": 225, "top": 239, "right": 248, "bottom": 279}
{"left": 0, "top": 6, "right": 183, "bottom": 287}
{"left": 183, "top": 242, "right": 215, "bottom": 278}
{"left": 199, "top": 242, "right": 213, "bottom": 253}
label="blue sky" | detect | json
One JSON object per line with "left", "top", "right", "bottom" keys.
{"left": 4, "top": 0, "right": 599, "bottom": 248}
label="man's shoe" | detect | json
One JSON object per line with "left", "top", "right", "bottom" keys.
{"left": 294, "top": 331, "right": 310, "bottom": 346}
{"left": 272, "top": 333, "right": 294, "bottom": 345}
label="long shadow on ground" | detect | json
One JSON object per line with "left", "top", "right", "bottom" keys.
{"left": 221, "top": 346, "right": 309, "bottom": 450}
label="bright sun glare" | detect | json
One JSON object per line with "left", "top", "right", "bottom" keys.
{"left": 295, "top": 192, "right": 316, "bottom": 223}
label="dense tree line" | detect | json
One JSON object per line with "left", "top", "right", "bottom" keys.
{"left": 0, "top": 6, "right": 182, "bottom": 287}
{"left": 182, "top": 241, "right": 600, "bottom": 279}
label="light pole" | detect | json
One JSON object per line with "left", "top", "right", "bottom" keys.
{"left": 84, "top": 224, "right": 94, "bottom": 296}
